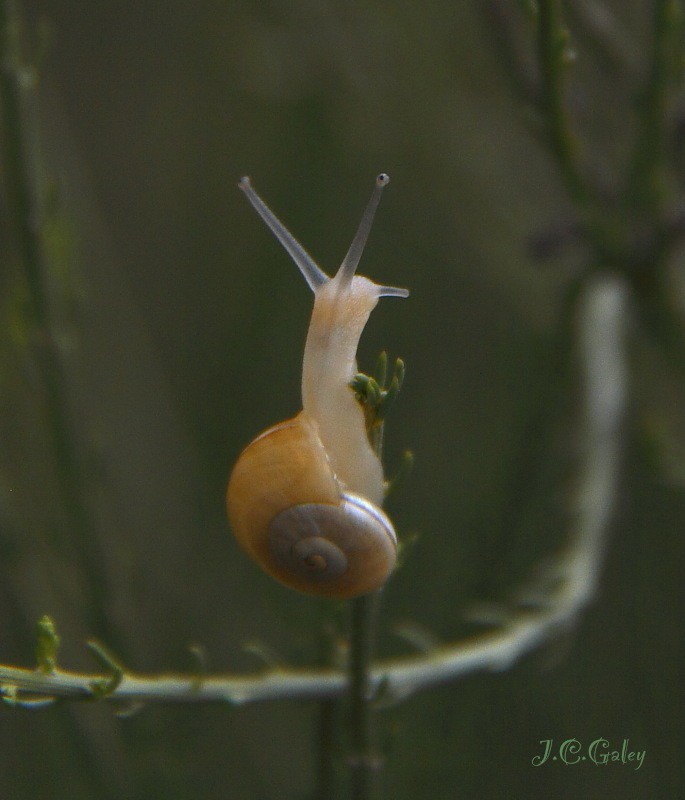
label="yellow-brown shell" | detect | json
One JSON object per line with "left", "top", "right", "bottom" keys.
{"left": 226, "top": 412, "right": 397, "bottom": 599}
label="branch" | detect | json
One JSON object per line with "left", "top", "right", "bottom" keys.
{"left": 347, "top": 352, "right": 407, "bottom": 800}
{"left": 0, "top": 275, "right": 628, "bottom": 710}
{"left": 348, "top": 592, "right": 379, "bottom": 799}
{"left": 479, "top": 1, "right": 539, "bottom": 107}
{"left": 629, "top": 0, "right": 685, "bottom": 214}
{"left": 537, "top": 0, "right": 592, "bottom": 210}
{"left": 0, "top": 0, "right": 117, "bottom": 644}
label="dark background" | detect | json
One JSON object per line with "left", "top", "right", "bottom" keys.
{"left": 0, "top": 2, "right": 682, "bottom": 798}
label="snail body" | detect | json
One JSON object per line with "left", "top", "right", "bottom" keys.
{"left": 227, "top": 174, "right": 407, "bottom": 599}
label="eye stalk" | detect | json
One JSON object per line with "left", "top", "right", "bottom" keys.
{"left": 337, "top": 172, "right": 391, "bottom": 289}
{"left": 238, "top": 173, "right": 409, "bottom": 299}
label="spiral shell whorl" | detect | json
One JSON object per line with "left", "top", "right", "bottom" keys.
{"left": 267, "top": 496, "right": 397, "bottom": 598}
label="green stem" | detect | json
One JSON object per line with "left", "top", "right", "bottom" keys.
{"left": 480, "top": 2, "right": 538, "bottom": 106}
{"left": 0, "top": 9, "right": 77, "bottom": 541}
{"left": 349, "top": 592, "right": 379, "bottom": 800}
{"left": 535, "top": 0, "right": 626, "bottom": 267}
{"left": 623, "top": 1, "right": 685, "bottom": 373}
{"left": 0, "top": 0, "right": 115, "bottom": 644}
{"left": 0, "top": 7, "right": 76, "bottom": 533}
{"left": 336, "top": 356, "right": 405, "bottom": 797}
{"left": 628, "top": 0, "right": 683, "bottom": 216}
{"left": 537, "top": 0, "right": 591, "bottom": 211}
{"left": 315, "top": 697, "right": 337, "bottom": 800}
{"left": 314, "top": 621, "right": 339, "bottom": 800}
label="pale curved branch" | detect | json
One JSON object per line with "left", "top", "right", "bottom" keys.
{"left": 0, "top": 275, "right": 629, "bottom": 710}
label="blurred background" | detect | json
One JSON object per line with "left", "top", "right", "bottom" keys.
{"left": 0, "top": 1, "right": 682, "bottom": 798}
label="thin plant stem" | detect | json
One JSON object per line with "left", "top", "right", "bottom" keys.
{"left": 628, "top": 0, "right": 684, "bottom": 216}
{"left": 534, "top": 0, "right": 622, "bottom": 266}
{"left": 315, "top": 697, "right": 337, "bottom": 800}
{"left": 348, "top": 592, "right": 380, "bottom": 800}
{"left": 479, "top": 1, "right": 538, "bottom": 106}
{"left": 0, "top": 0, "right": 117, "bottom": 646}
{"left": 347, "top": 395, "right": 389, "bottom": 799}
{"left": 537, "top": 0, "right": 591, "bottom": 210}
{"left": 0, "top": 4, "right": 70, "bottom": 521}
{"left": 1, "top": 13, "right": 121, "bottom": 797}
{"left": 338, "top": 352, "right": 406, "bottom": 799}
{"left": 622, "top": 1, "right": 685, "bottom": 374}
{"left": 0, "top": 5, "right": 81, "bottom": 537}
{"left": 314, "top": 621, "right": 340, "bottom": 800}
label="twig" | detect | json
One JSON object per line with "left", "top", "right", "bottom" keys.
{"left": 534, "top": 0, "right": 626, "bottom": 267}
{"left": 345, "top": 352, "right": 404, "bottom": 799}
{"left": 0, "top": 2, "right": 81, "bottom": 543}
{"left": 0, "top": 0, "right": 116, "bottom": 644}
{"left": 314, "top": 623, "right": 340, "bottom": 800}
{"left": 348, "top": 593, "right": 379, "bottom": 800}
{"left": 629, "top": 0, "right": 684, "bottom": 215}
{"left": 480, "top": 1, "right": 539, "bottom": 106}
{"left": 315, "top": 696, "right": 337, "bottom": 800}
{"left": 537, "top": 0, "right": 591, "bottom": 210}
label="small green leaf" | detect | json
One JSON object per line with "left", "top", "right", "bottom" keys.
{"left": 366, "top": 377, "right": 382, "bottom": 409}
{"left": 392, "top": 357, "right": 405, "bottom": 391}
{"left": 86, "top": 640, "right": 124, "bottom": 698}
{"left": 376, "top": 359, "right": 405, "bottom": 420}
{"left": 394, "top": 621, "right": 441, "bottom": 653}
{"left": 114, "top": 701, "right": 146, "bottom": 719}
{"left": 395, "top": 530, "right": 420, "bottom": 570}
{"left": 352, "top": 352, "right": 408, "bottom": 462}
{"left": 188, "top": 643, "right": 209, "bottom": 692}
{"left": 188, "top": 643, "right": 209, "bottom": 672}
{"left": 351, "top": 373, "right": 371, "bottom": 399}
{"left": 35, "top": 615, "right": 60, "bottom": 674}
{"left": 242, "top": 639, "right": 284, "bottom": 670}
{"left": 0, "top": 684, "right": 18, "bottom": 705}
{"left": 374, "top": 350, "right": 388, "bottom": 388}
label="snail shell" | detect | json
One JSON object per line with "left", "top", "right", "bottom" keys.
{"left": 227, "top": 412, "right": 397, "bottom": 598}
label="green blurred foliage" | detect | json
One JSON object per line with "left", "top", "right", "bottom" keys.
{"left": 0, "top": 1, "right": 682, "bottom": 798}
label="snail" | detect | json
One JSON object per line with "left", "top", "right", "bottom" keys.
{"left": 227, "top": 173, "right": 408, "bottom": 599}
